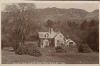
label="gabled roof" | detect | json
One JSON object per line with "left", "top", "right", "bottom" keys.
{"left": 38, "top": 32, "right": 57, "bottom": 39}
{"left": 66, "top": 39, "right": 74, "bottom": 42}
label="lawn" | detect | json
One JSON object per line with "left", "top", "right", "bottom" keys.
{"left": 2, "top": 47, "right": 99, "bottom": 64}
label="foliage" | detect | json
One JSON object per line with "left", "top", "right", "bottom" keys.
{"left": 80, "top": 20, "right": 88, "bottom": 30}
{"left": 55, "top": 46, "right": 66, "bottom": 53}
{"left": 15, "top": 45, "right": 27, "bottom": 55}
{"left": 1, "top": 5, "right": 99, "bottom": 53}
{"left": 2, "top": 48, "right": 99, "bottom": 64}
{"left": 89, "top": 19, "right": 98, "bottom": 27}
{"left": 79, "top": 19, "right": 99, "bottom": 52}
{"left": 15, "top": 44, "right": 42, "bottom": 57}
{"left": 27, "top": 48, "right": 42, "bottom": 57}
{"left": 87, "top": 26, "right": 99, "bottom": 52}
{"left": 2, "top": 3, "right": 36, "bottom": 50}
{"left": 78, "top": 44, "right": 92, "bottom": 53}
{"left": 1, "top": 35, "right": 12, "bottom": 49}
{"left": 47, "top": 19, "right": 54, "bottom": 28}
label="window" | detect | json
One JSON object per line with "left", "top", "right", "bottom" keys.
{"left": 45, "top": 34, "right": 46, "bottom": 37}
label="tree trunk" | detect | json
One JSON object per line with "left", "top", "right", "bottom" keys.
{"left": 22, "top": 34, "right": 25, "bottom": 45}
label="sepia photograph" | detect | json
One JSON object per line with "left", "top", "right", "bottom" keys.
{"left": 1, "top": 3, "right": 99, "bottom": 64}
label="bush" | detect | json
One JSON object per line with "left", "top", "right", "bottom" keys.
{"left": 87, "top": 27, "right": 99, "bottom": 52}
{"left": 15, "top": 45, "right": 28, "bottom": 55}
{"left": 27, "top": 48, "right": 42, "bottom": 57}
{"left": 15, "top": 44, "right": 42, "bottom": 57}
{"left": 78, "top": 44, "right": 92, "bottom": 53}
{"left": 65, "top": 46, "right": 78, "bottom": 53}
{"left": 55, "top": 46, "right": 66, "bottom": 53}
{"left": 1, "top": 39, "right": 12, "bottom": 49}
{"left": 12, "top": 42, "right": 20, "bottom": 51}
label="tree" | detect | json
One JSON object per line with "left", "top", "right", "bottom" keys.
{"left": 47, "top": 19, "right": 53, "bottom": 28}
{"left": 80, "top": 20, "right": 88, "bottom": 30}
{"left": 89, "top": 19, "right": 96, "bottom": 27}
{"left": 67, "top": 21, "right": 72, "bottom": 27}
{"left": 3, "top": 3, "right": 36, "bottom": 50}
{"left": 87, "top": 26, "right": 99, "bottom": 52}
{"left": 67, "top": 21, "right": 78, "bottom": 29}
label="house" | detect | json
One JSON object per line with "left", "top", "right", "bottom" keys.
{"left": 38, "top": 28, "right": 76, "bottom": 48}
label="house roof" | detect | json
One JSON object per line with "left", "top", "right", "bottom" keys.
{"left": 38, "top": 32, "right": 57, "bottom": 39}
{"left": 66, "top": 39, "right": 74, "bottom": 42}
{"left": 65, "top": 34, "right": 81, "bottom": 43}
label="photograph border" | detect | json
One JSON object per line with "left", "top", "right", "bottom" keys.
{"left": 0, "top": 0, "right": 100, "bottom": 65}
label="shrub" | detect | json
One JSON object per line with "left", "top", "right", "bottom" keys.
{"left": 78, "top": 44, "right": 92, "bottom": 53}
{"left": 65, "top": 46, "right": 78, "bottom": 53}
{"left": 15, "top": 44, "right": 42, "bottom": 57}
{"left": 27, "top": 48, "right": 42, "bottom": 57}
{"left": 87, "top": 27, "right": 99, "bottom": 52}
{"left": 25, "top": 42, "right": 38, "bottom": 48}
{"left": 15, "top": 45, "right": 27, "bottom": 55}
{"left": 55, "top": 46, "right": 66, "bottom": 53}
{"left": 12, "top": 42, "right": 20, "bottom": 51}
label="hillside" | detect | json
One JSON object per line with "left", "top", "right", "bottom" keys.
{"left": 31, "top": 8, "right": 98, "bottom": 23}
{"left": 1, "top": 8, "right": 99, "bottom": 41}
{"left": 34, "top": 8, "right": 88, "bottom": 22}
{"left": 2, "top": 8, "right": 99, "bottom": 23}
{"left": 84, "top": 9, "right": 99, "bottom": 20}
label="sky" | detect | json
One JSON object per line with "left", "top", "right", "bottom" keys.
{"left": 35, "top": 3, "right": 99, "bottom": 12}
{"left": 1, "top": 3, "right": 99, "bottom": 12}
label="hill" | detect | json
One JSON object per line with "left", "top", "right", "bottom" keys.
{"left": 31, "top": 8, "right": 98, "bottom": 23}
{"left": 1, "top": 8, "right": 99, "bottom": 43}
{"left": 2, "top": 8, "right": 99, "bottom": 23}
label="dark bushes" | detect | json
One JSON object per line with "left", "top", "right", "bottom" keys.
{"left": 87, "top": 26, "right": 99, "bottom": 52}
{"left": 78, "top": 44, "right": 92, "bottom": 53}
{"left": 55, "top": 46, "right": 66, "bottom": 53}
{"left": 27, "top": 48, "right": 42, "bottom": 57}
{"left": 15, "top": 45, "right": 27, "bottom": 55}
{"left": 15, "top": 44, "right": 42, "bottom": 57}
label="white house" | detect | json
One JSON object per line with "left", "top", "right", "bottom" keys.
{"left": 38, "top": 28, "right": 76, "bottom": 48}
{"left": 54, "top": 32, "right": 65, "bottom": 47}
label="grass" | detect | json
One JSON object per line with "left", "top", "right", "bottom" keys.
{"left": 2, "top": 47, "right": 99, "bottom": 64}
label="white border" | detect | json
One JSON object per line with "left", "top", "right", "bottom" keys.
{"left": 0, "top": 1, "right": 100, "bottom": 3}
{"left": 0, "top": 1, "right": 100, "bottom": 66}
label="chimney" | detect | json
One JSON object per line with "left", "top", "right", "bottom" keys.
{"left": 49, "top": 28, "right": 54, "bottom": 34}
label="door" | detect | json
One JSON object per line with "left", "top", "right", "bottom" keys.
{"left": 43, "top": 39, "right": 49, "bottom": 48}
{"left": 69, "top": 42, "right": 73, "bottom": 47}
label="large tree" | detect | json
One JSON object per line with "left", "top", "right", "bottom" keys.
{"left": 80, "top": 20, "right": 88, "bottom": 30}
{"left": 47, "top": 19, "right": 54, "bottom": 28}
{"left": 89, "top": 19, "right": 97, "bottom": 27}
{"left": 87, "top": 25, "right": 99, "bottom": 52}
{"left": 2, "top": 3, "right": 36, "bottom": 50}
